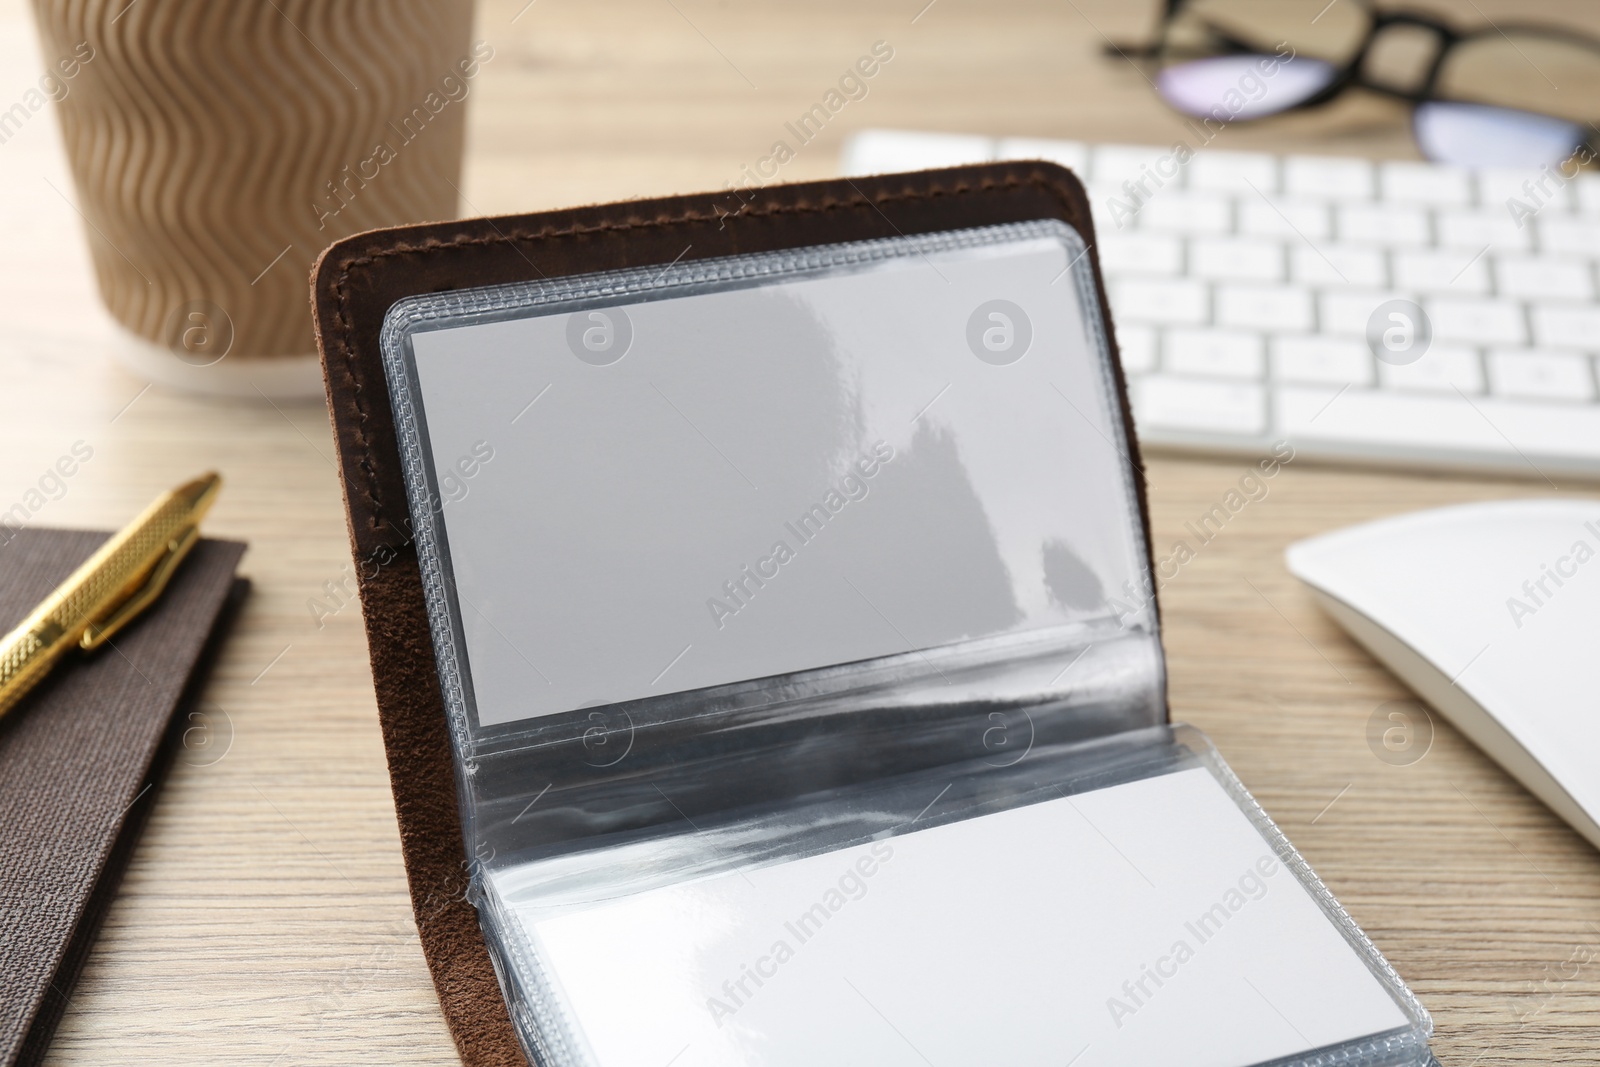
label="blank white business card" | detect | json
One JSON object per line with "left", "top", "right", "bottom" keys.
{"left": 506, "top": 768, "right": 1411, "bottom": 1067}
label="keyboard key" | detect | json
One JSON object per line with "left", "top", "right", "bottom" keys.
{"left": 1319, "top": 290, "right": 1395, "bottom": 336}
{"left": 1531, "top": 303, "right": 1600, "bottom": 350}
{"left": 1136, "top": 375, "right": 1266, "bottom": 435}
{"left": 1164, "top": 327, "right": 1264, "bottom": 378}
{"left": 1099, "top": 231, "right": 1183, "bottom": 275}
{"left": 1271, "top": 335, "right": 1373, "bottom": 385}
{"left": 1393, "top": 249, "right": 1490, "bottom": 293}
{"left": 1478, "top": 168, "right": 1570, "bottom": 212}
{"left": 1426, "top": 297, "right": 1526, "bottom": 344}
{"left": 1111, "top": 277, "right": 1209, "bottom": 324}
{"left": 1189, "top": 237, "right": 1282, "bottom": 281}
{"left": 1494, "top": 256, "right": 1594, "bottom": 301}
{"left": 1115, "top": 324, "right": 1158, "bottom": 373}
{"left": 1537, "top": 217, "right": 1600, "bottom": 257}
{"left": 1139, "top": 191, "right": 1231, "bottom": 234}
{"left": 1088, "top": 183, "right": 1134, "bottom": 232}
{"left": 1188, "top": 150, "right": 1277, "bottom": 194}
{"left": 841, "top": 130, "right": 991, "bottom": 174}
{"left": 1291, "top": 243, "right": 1386, "bottom": 288}
{"left": 1238, "top": 197, "right": 1331, "bottom": 241}
{"left": 1380, "top": 161, "right": 1472, "bottom": 206}
{"left": 1338, "top": 203, "right": 1431, "bottom": 246}
{"left": 1576, "top": 175, "right": 1600, "bottom": 216}
{"left": 1275, "top": 385, "right": 1600, "bottom": 463}
{"left": 1378, "top": 343, "right": 1484, "bottom": 394}
{"left": 1285, "top": 155, "right": 1375, "bottom": 200}
{"left": 1091, "top": 143, "right": 1182, "bottom": 188}
{"left": 995, "top": 137, "right": 1088, "bottom": 173}
{"left": 1435, "top": 209, "right": 1531, "bottom": 252}
{"left": 1488, "top": 349, "right": 1596, "bottom": 401}
{"left": 1216, "top": 284, "right": 1313, "bottom": 331}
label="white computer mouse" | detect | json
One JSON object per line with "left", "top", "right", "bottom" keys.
{"left": 1286, "top": 499, "right": 1600, "bottom": 851}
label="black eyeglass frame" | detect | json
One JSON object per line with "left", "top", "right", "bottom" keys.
{"left": 1136, "top": 0, "right": 1600, "bottom": 142}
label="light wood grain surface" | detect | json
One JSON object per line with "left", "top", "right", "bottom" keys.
{"left": 3, "top": 0, "right": 1598, "bottom": 1063}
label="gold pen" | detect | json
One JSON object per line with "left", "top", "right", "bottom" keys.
{"left": 0, "top": 472, "right": 221, "bottom": 720}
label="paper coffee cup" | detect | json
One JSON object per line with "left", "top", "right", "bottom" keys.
{"left": 32, "top": 0, "right": 480, "bottom": 397}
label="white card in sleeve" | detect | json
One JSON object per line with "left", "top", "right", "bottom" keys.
{"left": 506, "top": 768, "right": 1410, "bottom": 1067}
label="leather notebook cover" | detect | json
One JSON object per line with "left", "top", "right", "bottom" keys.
{"left": 0, "top": 530, "right": 247, "bottom": 1067}
{"left": 310, "top": 161, "right": 1149, "bottom": 1066}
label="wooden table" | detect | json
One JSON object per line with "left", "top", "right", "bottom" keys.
{"left": 4, "top": 0, "right": 1598, "bottom": 1062}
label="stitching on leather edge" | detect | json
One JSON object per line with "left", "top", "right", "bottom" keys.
{"left": 331, "top": 169, "right": 1084, "bottom": 531}
{"left": 331, "top": 269, "right": 385, "bottom": 530}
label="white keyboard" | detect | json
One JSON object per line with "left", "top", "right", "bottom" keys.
{"left": 843, "top": 130, "right": 1600, "bottom": 479}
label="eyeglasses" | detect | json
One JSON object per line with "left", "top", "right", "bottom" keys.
{"left": 1138, "top": 0, "right": 1600, "bottom": 168}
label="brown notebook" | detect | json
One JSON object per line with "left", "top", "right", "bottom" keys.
{"left": 0, "top": 529, "right": 247, "bottom": 1067}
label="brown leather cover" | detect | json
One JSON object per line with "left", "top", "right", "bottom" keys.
{"left": 0, "top": 531, "right": 247, "bottom": 1066}
{"left": 310, "top": 162, "right": 1154, "bottom": 1067}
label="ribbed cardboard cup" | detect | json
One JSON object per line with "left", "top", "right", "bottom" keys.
{"left": 32, "top": 0, "right": 478, "bottom": 397}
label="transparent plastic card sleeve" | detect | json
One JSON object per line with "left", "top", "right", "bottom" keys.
{"left": 378, "top": 220, "right": 1432, "bottom": 1067}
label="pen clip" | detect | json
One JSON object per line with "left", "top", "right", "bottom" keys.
{"left": 80, "top": 524, "right": 201, "bottom": 650}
